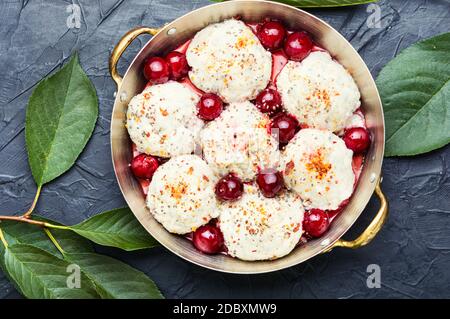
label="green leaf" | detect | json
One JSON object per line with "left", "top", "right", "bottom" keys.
{"left": 70, "top": 207, "right": 158, "bottom": 251}
{"left": 0, "top": 218, "right": 163, "bottom": 299}
{"left": 3, "top": 244, "right": 99, "bottom": 299}
{"left": 25, "top": 52, "right": 98, "bottom": 186}
{"left": 65, "top": 252, "right": 164, "bottom": 299}
{"left": 211, "top": 0, "right": 376, "bottom": 7}
{"left": 376, "top": 33, "right": 450, "bottom": 156}
{"left": 0, "top": 217, "right": 93, "bottom": 258}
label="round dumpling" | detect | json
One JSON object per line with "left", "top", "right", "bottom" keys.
{"left": 126, "top": 81, "right": 203, "bottom": 158}
{"left": 146, "top": 155, "right": 218, "bottom": 234}
{"left": 276, "top": 51, "right": 361, "bottom": 132}
{"left": 186, "top": 19, "right": 272, "bottom": 103}
{"left": 281, "top": 128, "right": 354, "bottom": 210}
{"left": 199, "top": 101, "right": 280, "bottom": 181}
{"left": 219, "top": 184, "right": 304, "bottom": 261}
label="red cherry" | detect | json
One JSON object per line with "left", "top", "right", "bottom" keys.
{"left": 257, "top": 21, "right": 286, "bottom": 51}
{"left": 255, "top": 88, "right": 282, "bottom": 115}
{"left": 193, "top": 225, "right": 224, "bottom": 254}
{"left": 143, "top": 57, "right": 170, "bottom": 84}
{"left": 343, "top": 127, "right": 371, "bottom": 153}
{"left": 256, "top": 168, "right": 284, "bottom": 198}
{"left": 271, "top": 113, "right": 299, "bottom": 144}
{"left": 215, "top": 174, "right": 244, "bottom": 201}
{"left": 197, "top": 93, "right": 223, "bottom": 121}
{"left": 303, "top": 209, "right": 330, "bottom": 238}
{"left": 166, "top": 51, "right": 189, "bottom": 80}
{"left": 130, "top": 154, "right": 159, "bottom": 179}
{"left": 284, "top": 31, "right": 313, "bottom": 61}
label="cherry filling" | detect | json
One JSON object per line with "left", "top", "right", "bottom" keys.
{"left": 134, "top": 19, "right": 369, "bottom": 253}
{"left": 256, "top": 168, "right": 284, "bottom": 198}
{"left": 327, "top": 199, "right": 350, "bottom": 220}
{"left": 303, "top": 209, "right": 330, "bottom": 238}
{"left": 143, "top": 57, "right": 170, "bottom": 84}
{"left": 344, "top": 127, "right": 371, "bottom": 153}
{"left": 166, "top": 51, "right": 189, "bottom": 80}
{"left": 270, "top": 112, "right": 299, "bottom": 144}
{"left": 215, "top": 174, "right": 244, "bottom": 201}
{"left": 197, "top": 93, "right": 223, "bottom": 121}
{"left": 284, "top": 31, "right": 313, "bottom": 62}
{"left": 255, "top": 88, "right": 282, "bottom": 115}
{"left": 130, "top": 154, "right": 159, "bottom": 179}
{"left": 193, "top": 225, "right": 224, "bottom": 254}
{"left": 256, "top": 21, "right": 286, "bottom": 51}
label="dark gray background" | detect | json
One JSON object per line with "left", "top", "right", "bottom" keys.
{"left": 0, "top": 0, "right": 449, "bottom": 299}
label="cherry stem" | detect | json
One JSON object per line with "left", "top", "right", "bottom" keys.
{"left": 44, "top": 228, "right": 65, "bottom": 255}
{"left": 22, "top": 185, "right": 42, "bottom": 218}
{"left": 0, "top": 215, "right": 70, "bottom": 230}
{"left": 0, "top": 186, "right": 70, "bottom": 250}
{"left": 0, "top": 228, "right": 8, "bottom": 249}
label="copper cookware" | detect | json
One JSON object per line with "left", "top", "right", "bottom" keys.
{"left": 109, "top": 0, "right": 388, "bottom": 274}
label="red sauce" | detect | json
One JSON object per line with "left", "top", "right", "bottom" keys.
{"left": 175, "top": 39, "right": 191, "bottom": 54}
{"left": 271, "top": 51, "right": 288, "bottom": 84}
{"left": 131, "top": 19, "right": 369, "bottom": 251}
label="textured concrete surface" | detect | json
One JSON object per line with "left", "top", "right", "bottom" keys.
{"left": 0, "top": 0, "right": 449, "bottom": 299}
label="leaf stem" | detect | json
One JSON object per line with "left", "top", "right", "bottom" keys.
{"left": 44, "top": 228, "right": 65, "bottom": 255}
{"left": 0, "top": 215, "right": 70, "bottom": 230}
{"left": 44, "top": 223, "right": 70, "bottom": 230}
{"left": 22, "top": 185, "right": 42, "bottom": 218}
{"left": 0, "top": 228, "right": 9, "bottom": 249}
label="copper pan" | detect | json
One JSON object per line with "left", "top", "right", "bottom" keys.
{"left": 109, "top": 0, "right": 388, "bottom": 274}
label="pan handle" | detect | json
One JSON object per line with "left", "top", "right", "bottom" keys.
{"left": 327, "top": 178, "right": 388, "bottom": 251}
{"left": 109, "top": 27, "right": 160, "bottom": 88}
